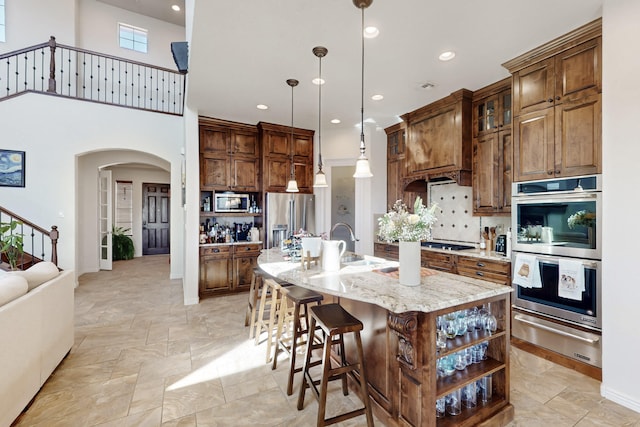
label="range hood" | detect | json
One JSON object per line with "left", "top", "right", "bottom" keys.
{"left": 403, "top": 169, "right": 472, "bottom": 192}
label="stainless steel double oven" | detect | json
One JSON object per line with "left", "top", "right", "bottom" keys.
{"left": 511, "top": 175, "right": 602, "bottom": 368}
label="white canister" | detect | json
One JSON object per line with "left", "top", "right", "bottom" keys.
{"left": 301, "top": 236, "right": 322, "bottom": 258}
{"left": 541, "top": 227, "right": 553, "bottom": 243}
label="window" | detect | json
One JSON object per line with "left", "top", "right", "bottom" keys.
{"left": 0, "top": 0, "right": 6, "bottom": 43}
{"left": 118, "top": 23, "right": 147, "bottom": 53}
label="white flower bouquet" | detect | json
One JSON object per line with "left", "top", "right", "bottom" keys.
{"left": 378, "top": 197, "right": 438, "bottom": 242}
{"left": 567, "top": 210, "right": 595, "bottom": 229}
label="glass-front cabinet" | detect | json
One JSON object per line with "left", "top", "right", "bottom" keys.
{"left": 475, "top": 88, "right": 511, "bottom": 138}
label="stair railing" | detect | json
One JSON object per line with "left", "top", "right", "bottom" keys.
{"left": 0, "top": 206, "right": 59, "bottom": 269}
{"left": 0, "top": 36, "right": 185, "bottom": 115}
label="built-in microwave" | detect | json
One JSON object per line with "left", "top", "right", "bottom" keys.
{"left": 511, "top": 175, "right": 601, "bottom": 260}
{"left": 214, "top": 193, "right": 249, "bottom": 213}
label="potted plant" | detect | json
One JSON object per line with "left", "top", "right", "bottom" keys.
{"left": 112, "top": 226, "right": 134, "bottom": 260}
{"left": 0, "top": 220, "right": 24, "bottom": 270}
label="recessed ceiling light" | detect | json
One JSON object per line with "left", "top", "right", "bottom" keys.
{"left": 256, "top": 104, "right": 268, "bottom": 110}
{"left": 312, "top": 78, "right": 325, "bottom": 85}
{"left": 371, "top": 94, "right": 384, "bottom": 101}
{"left": 331, "top": 119, "right": 341, "bottom": 124}
{"left": 364, "top": 26, "right": 379, "bottom": 38}
{"left": 171, "top": 5, "right": 181, "bottom": 12}
{"left": 439, "top": 51, "right": 456, "bottom": 61}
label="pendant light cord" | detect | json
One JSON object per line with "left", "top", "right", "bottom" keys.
{"left": 318, "top": 54, "right": 323, "bottom": 171}
{"left": 359, "top": 5, "right": 366, "bottom": 156}
{"left": 290, "top": 81, "right": 295, "bottom": 179}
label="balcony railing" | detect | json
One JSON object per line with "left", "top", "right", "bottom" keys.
{"left": 1, "top": 36, "right": 185, "bottom": 115}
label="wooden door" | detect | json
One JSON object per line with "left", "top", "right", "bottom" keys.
{"left": 554, "top": 38, "right": 601, "bottom": 105}
{"left": 512, "top": 58, "right": 555, "bottom": 116}
{"left": 233, "top": 255, "right": 257, "bottom": 290}
{"left": 264, "top": 157, "right": 289, "bottom": 192}
{"left": 499, "top": 129, "right": 513, "bottom": 212}
{"left": 231, "top": 130, "right": 259, "bottom": 157}
{"left": 200, "top": 155, "right": 230, "bottom": 190}
{"left": 555, "top": 93, "right": 601, "bottom": 177}
{"left": 265, "top": 130, "right": 290, "bottom": 157}
{"left": 200, "top": 256, "right": 232, "bottom": 293}
{"left": 473, "top": 132, "right": 499, "bottom": 214}
{"left": 142, "top": 183, "right": 170, "bottom": 255}
{"left": 231, "top": 157, "right": 259, "bottom": 191}
{"left": 513, "top": 108, "right": 555, "bottom": 181}
{"left": 200, "top": 126, "right": 230, "bottom": 156}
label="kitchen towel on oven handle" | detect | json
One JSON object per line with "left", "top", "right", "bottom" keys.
{"left": 558, "top": 258, "right": 585, "bottom": 300}
{"left": 513, "top": 253, "right": 542, "bottom": 288}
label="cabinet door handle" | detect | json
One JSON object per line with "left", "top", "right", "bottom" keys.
{"left": 246, "top": 247, "right": 251, "bottom": 251}
{"left": 547, "top": 171, "right": 553, "bottom": 175}
{"left": 547, "top": 98, "right": 553, "bottom": 103}
{"left": 476, "top": 262, "right": 485, "bottom": 267}
{"left": 556, "top": 96, "right": 561, "bottom": 101}
{"left": 213, "top": 248, "right": 220, "bottom": 253}
{"left": 476, "top": 271, "right": 484, "bottom": 277}
{"left": 555, "top": 170, "right": 561, "bottom": 174}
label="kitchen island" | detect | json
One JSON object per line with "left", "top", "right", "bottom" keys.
{"left": 258, "top": 248, "right": 513, "bottom": 427}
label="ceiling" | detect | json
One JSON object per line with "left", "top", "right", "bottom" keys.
{"left": 107, "top": 0, "right": 604, "bottom": 133}
{"left": 97, "top": 0, "right": 185, "bottom": 27}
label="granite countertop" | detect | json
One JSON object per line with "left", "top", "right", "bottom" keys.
{"left": 258, "top": 248, "right": 512, "bottom": 314}
{"left": 381, "top": 241, "right": 511, "bottom": 263}
{"left": 200, "top": 241, "right": 262, "bottom": 247}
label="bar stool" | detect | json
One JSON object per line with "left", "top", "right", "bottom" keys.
{"left": 254, "top": 278, "right": 285, "bottom": 363}
{"left": 297, "top": 303, "right": 374, "bottom": 427}
{"left": 246, "top": 267, "right": 264, "bottom": 338}
{"left": 271, "top": 285, "right": 324, "bottom": 396}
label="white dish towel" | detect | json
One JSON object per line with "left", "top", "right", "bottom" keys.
{"left": 512, "top": 253, "right": 542, "bottom": 288}
{"left": 558, "top": 259, "right": 585, "bottom": 301}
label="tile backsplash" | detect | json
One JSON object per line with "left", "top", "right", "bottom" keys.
{"left": 428, "top": 181, "right": 509, "bottom": 246}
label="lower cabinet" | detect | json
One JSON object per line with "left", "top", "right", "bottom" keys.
{"left": 199, "top": 244, "right": 261, "bottom": 297}
{"left": 421, "top": 250, "right": 456, "bottom": 273}
{"left": 374, "top": 242, "right": 399, "bottom": 260}
{"left": 457, "top": 256, "right": 511, "bottom": 286}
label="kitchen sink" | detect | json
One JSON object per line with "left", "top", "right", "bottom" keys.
{"left": 341, "top": 255, "right": 364, "bottom": 263}
{"left": 341, "top": 255, "right": 384, "bottom": 267}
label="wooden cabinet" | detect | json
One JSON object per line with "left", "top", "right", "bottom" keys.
{"left": 199, "top": 246, "right": 233, "bottom": 294}
{"left": 232, "top": 243, "right": 261, "bottom": 290}
{"left": 258, "top": 122, "right": 314, "bottom": 194}
{"left": 472, "top": 78, "right": 512, "bottom": 215}
{"left": 421, "top": 250, "right": 456, "bottom": 273}
{"left": 374, "top": 242, "right": 398, "bottom": 260}
{"left": 401, "top": 89, "right": 473, "bottom": 185}
{"left": 199, "top": 243, "right": 261, "bottom": 297}
{"left": 199, "top": 118, "right": 260, "bottom": 192}
{"left": 457, "top": 255, "right": 511, "bottom": 286}
{"left": 385, "top": 123, "right": 406, "bottom": 210}
{"left": 504, "top": 19, "right": 601, "bottom": 182}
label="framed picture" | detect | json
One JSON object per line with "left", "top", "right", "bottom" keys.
{"left": 0, "top": 150, "right": 25, "bottom": 188}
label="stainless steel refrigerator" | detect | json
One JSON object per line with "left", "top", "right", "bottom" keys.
{"left": 265, "top": 193, "right": 316, "bottom": 248}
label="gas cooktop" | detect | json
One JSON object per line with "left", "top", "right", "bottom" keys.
{"left": 420, "top": 242, "right": 476, "bottom": 251}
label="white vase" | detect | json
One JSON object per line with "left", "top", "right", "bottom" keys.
{"left": 399, "top": 240, "right": 421, "bottom": 286}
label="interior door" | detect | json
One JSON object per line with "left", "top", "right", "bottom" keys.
{"left": 99, "top": 169, "right": 112, "bottom": 270}
{"left": 142, "top": 183, "right": 170, "bottom": 255}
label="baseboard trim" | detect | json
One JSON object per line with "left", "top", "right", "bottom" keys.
{"left": 601, "top": 384, "right": 640, "bottom": 413}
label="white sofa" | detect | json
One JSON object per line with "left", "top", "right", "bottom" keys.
{"left": 0, "top": 263, "right": 74, "bottom": 427}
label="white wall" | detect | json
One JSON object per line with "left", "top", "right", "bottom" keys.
{"left": 77, "top": 0, "right": 185, "bottom": 70}
{"left": 601, "top": 0, "right": 640, "bottom": 413}
{"left": 0, "top": 0, "right": 76, "bottom": 50}
{"left": 0, "top": 93, "right": 184, "bottom": 280}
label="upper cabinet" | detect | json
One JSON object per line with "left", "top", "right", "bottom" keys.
{"left": 258, "top": 122, "right": 314, "bottom": 194}
{"left": 504, "top": 19, "right": 602, "bottom": 182}
{"left": 384, "top": 122, "right": 406, "bottom": 210}
{"left": 472, "top": 78, "right": 512, "bottom": 215}
{"left": 401, "top": 89, "right": 473, "bottom": 186}
{"left": 200, "top": 118, "right": 260, "bottom": 192}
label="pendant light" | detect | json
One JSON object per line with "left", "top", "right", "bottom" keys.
{"left": 313, "top": 46, "right": 328, "bottom": 188}
{"left": 285, "top": 78, "right": 300, "bottom": 193}
{"left": 353, "top": 0, "right": 373, "bottom": 179}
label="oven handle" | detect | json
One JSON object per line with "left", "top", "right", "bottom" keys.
{"left": 519, "top": 252, "right": 599, "bottom": 269}
{"left": 514, "top": 314, "right": 600, "bottom": 344}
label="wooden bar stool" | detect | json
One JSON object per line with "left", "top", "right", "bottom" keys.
{"left": 254, "top": 278, "right": 284, "bottom": 363}
{"left": 246, "top": 267, "right": 264, "bottom": 338}
{"left": 271, "top": 285, "right": 324, "bottom": 396}
{"left": 297, "top": 303, "right": 374, "bottom": 427}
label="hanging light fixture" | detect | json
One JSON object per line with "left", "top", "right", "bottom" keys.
{"left": 285, "top": 78, "right": 300, "bottom": 193}
{"left": 313, "top": 46, "right": 328, "bottom": 188}
{"left": 353, "top": 0, "right": 373, "bottom": 179}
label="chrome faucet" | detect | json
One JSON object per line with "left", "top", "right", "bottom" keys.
{"left": 330, "top": 222, "right": 359, "bottom": 242}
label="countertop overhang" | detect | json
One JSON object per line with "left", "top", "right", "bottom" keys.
{"left": 258, "top": 248, "right": 512, "bottom": 314}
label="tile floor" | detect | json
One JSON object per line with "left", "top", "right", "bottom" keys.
{"left": 12, "top": 255, "right": 640, "bottom": 426}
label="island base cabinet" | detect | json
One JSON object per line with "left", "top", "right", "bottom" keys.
{"left": 332, "top": 293, "right": 513, "bottom": 427}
